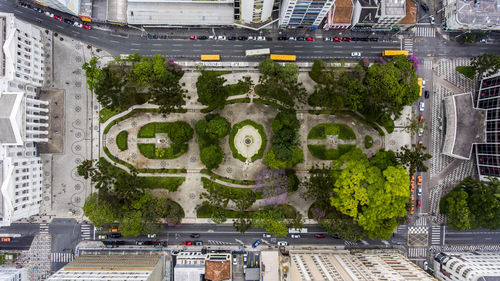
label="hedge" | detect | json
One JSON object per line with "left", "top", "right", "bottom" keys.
{"left": 196, "top": 202, "right": 298, "bottom": 219}
{"left": 201, "top": 177, "right": 262, "bottom": 200}
{"left": 229, "top": 120, "right": 267, "bottom": 162}
{"left": 116, "top": 131, "right": 128, "bottom": 151}
{"left": 100, "top": 107, "right": 120, "bottom": 123}
{"left": 103, "top": 108, "right": 187, "bottom": 135}
{"left": 308, "top": 144, "right": 357, "bottom": 160}
{"left": 140, "top": 176, "right": 185, "bottom": 192}
{"left": 364, "top": 135, "right": 374, "bottom": 149}
{"left": 308, "top": 110, "right": 385, "bottom": 136}
{"left": 138, "top": 143, "right": 187, "bottom": 159}
{"left": 307, "top": 123, "right": 356, "bottom": 140}
{"left": 200, "top": 169, "right": 256, "bottom": 185}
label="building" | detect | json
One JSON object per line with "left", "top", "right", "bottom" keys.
{"left": 126, "top": 0, "right": 235, "bottom": 26}
{"left": 261, "top": 250, "right": 278, "bottom": 281}
{"left": 372, "top": 0, "right": 406, "bottom": 29}
{"left": 46, "top": 254, "right": 166, "bottom": 280}
{"left": 205, "top": 253, "right": 231, "bottom": 281}
{"left": 351, "top": 0, "right": 379, "bottom": 30}
{"left": 396, "top": 0, "right": 417, "bottom": 27}
{"left": 0, "top": 267, "right": 28, "bottom": 281}
{"left": 0, "top": 13, "right": 49, "bottom": 227}
{"left": 35, "top": 0, "right": 80, "bottom": 16}
{"left": 434, "top": 251, "right": 500, "bottom": 280}
{"left": 288, "top": 249, "right": 436, "bottom": 280}
{"left": 323, "top": 0, "right": 354, "bottom": 29}
{"left": 279, "top": 0, "right": 334, "bottom": 27}
{"left": 443, "top": 0, "right": 500, "bottom": 31}
{"left": 240, "top": 0, "right": 275, "bottom": 24}
{"left": 174, "top": 251, "right": 206, "bottom": 281}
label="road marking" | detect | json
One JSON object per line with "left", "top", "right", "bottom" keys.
{"left": 313, "top": 50, "right": 323, "bottom": 53}
{"left": 89, "top": 36, "right": 99, "bottom": 39}
{"left": 446, "top": 237, "right": 473, "bottom": 240}
{"left": 131, "top": 48, "right": 139, "bottom": 51}
{"left": 171, "top": 49, "right": 181, "bottom": 52}
{"left": 173, "top": 44, "right": 183, "bottom": 47}
{"left": 234, "top": 45, "right": 243, "bottom": 47}
{"left": 295, "top": 50, "right": 304, "bottom": 53}
{"left": 213, "top": 44, "right": 223, "bottom": 47}
{"left": 152, "top": 43, "right": 162, "bottom": 46}
{"left": 313, "top": 45, "right": 323, "bottom": 48}
{"left": 131, "top": 43, "right": 140, "bottom": 46}
{"left": 151, "top": 49, "right": 162, "bottom": 52}
{"left": 294, "top": 45, "right": 303, "bottom": 48}
{"left": 110, "top": 40, "right": 120, "bottom": 43}
{"left": 193, "top": 50, "right": 201, "bottom": 52}
{"left": 56, "top": 25, "right": 63, "bottom": 29}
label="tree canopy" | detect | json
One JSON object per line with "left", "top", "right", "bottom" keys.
{"left": 265, "top": 110, "right": 304, "bottom": 169}
{"left": 470, "top": 53, "right": 500, "bottom": 77}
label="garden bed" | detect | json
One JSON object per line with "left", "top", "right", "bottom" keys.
{"left": 116, "top": 131, "right": 128, "bottom": 151}
{"left": 138, "top": 143, "right": 187, "bottom": 159}
{"left": 196, "top": 202, "right": 297, "bottom": 219}
{"left": 229, "top": 120, "right": 267, "bottom": 162}
{"left": 141, "top": 176, "right": 185, "bottom": 192}
{"left": 308, "top": 144, "right": 357, "bottom": 160}
{"left": 308, "top": 123, "right": 356, "bottom": 140}
{"left": 201, "top": 177, "right": 262, "bottom": 199}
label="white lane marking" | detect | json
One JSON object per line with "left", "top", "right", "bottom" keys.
{"left": 173, "top": 44, "right": 183, "bottom": 47}
{"left": 110, "top": 40, "right": 120, "bottom": 43}
{"left": 89, "top": 35, "right": 99, "bottom": 39}
{"left": 131, "top": 43, "right": 140, "bottom": 46}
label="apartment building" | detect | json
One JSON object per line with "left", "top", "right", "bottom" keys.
{"left": 240, "top": 0, "right": 275, "bottom": 24}
{"left": 34, "top": 0, "right": 80, "bottom": 16}
{"left": 324, "top": 0, "right": 354, "bottom": 29}
{"left": 372, "top": 0, "right": 405, "bottom": 29}
{"left": 279, "top": 0, "right": 334, "bottom": 27}
{"left": 0, "top": 267, "right": 28, "bottom": 281}
{"left": 434, "top": 251, "right": 500, "bottom": 280}
{"left": 443, "top": 0, "right": 500, "bottom": 31}
{"left": 0, "top": 13, "right": 48, "bottom": 227}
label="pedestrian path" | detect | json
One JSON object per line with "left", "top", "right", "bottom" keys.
{"left": 81, "top": 224, "right": 91, "bottom": 240}
{"left": 431, "top": 225, "right": 442, "bottom": 245}
{"left": 415, "top": 217, "right": 427, "bottom": 226}
{"left": 416, "top": 26, "right": 436, "bottom": 37}
{"left": 403, "top": 39, "right": 413, "bottom": 54}
{"left": 51, "top": 252, "right": 73, "bottom": 263}
{"left": 408, "top": 247, "right": 428, "bottom": 257}
{"left": 39, "top": 223, "right": 49, "bottom": 234}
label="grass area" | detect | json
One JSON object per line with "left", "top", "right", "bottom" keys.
{"left": 138, "top": 143, "right": 187, "bottom": 159}
{"left": 202, "top": 177, "right": 262, "bottom": 199}
{"left": 229, "top": 120, "right": 267, "bottom": 162}
{"left": 308, "top": 144, "right": 357, "bottom": 160}
{"left": 309, "top": 110, "right": 386, "bottom": 136}
{"left": 103, "top": 146, "right": 186, "bottom": 173}
{"left": 378, "top": 118, "right": 395, "bottom": 134}
{"left": 196, "top": 202, "right": 298, "bottom": 219}
{"left": 141, "top": 176, "right": 185, "bottom": 192}
{"left": 99, "top": 107, "right": 121, "bottom": 123}
{"left": 102, "top": 108, "right": 187, "bottom": 135}
{"left": 137, "top": 122, "right": 172, "bottom": 138}
{"left": 226, "top": 83, "right": 249, "bottom": 96}
{"left": 456, "top": 66, "right": 475, "bottom": 79}
{"left": 308, "top": 123, "right": 356, "bottom": 140}
{"left": 364, "top": 135, "right": 373, "bottom": 149}
{"left": 116, "top": 131, "right": 128, "bottom": 151}
{"left": 200, "top": 169, "right": 256, "bottom": 185}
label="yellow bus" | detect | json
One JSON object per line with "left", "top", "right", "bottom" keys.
{"left": 201, "top": 54, "right": 220, "bottom": 61}
{"left": 382, "top": 50, "right": 409, "bottom": 56}
{"left": 270, "top": 54, "right": 296, "bottom": 62}
{"left": 418, "top": 78, "right": 423, "bottom": 96}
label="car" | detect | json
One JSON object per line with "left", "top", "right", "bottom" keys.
{"left": 252, "top": 240, "right": 261, "bottom": 248}
{"left": 147, "top": 234, "right": 156, "bottom": 238}
{"left": 288, "top": 36, "right": 296, "bottom": 41}
{"left": 266, "top": 37, "right": 273, "bottom": 41}
{"left": 370, "top": 37, "right": 379, "bottom": 41}
{"left": 333, "top": 37, "right": 342, "bottom": 42}
{"left": 189, "top": 36, "right": 198, "bottom": 40}
{"left": 418, "top": 140, "right": 423, "bottom": 147}
{"left": 410, "top": 184, "right": 415, "bottom": 193}
{"left": 430, "top": 16, "right": 435, "bottom": 25}
{"left": 248, "top": 36, "right": 257, "bottom": 40}
{"left": 136, "top": 241, "right": 144, "bottom": 245}
{"left": 194, "top": 241, "right": 203, "bottom": 246}
{"left": 161, "top": 241, "right": 168, "bottom": 247}
{"left": 416, "top": 200, "right": 421, "bottom": 208}
{"left": 424, "top": 90, "right": 430, "bottom": 99}
{"left": 351, "top": 52, "right": 361, "bottom": 57}
{"left": 360, "top": 38, "right": 369, "bottom": 41}
{"left": 297, "top": 36, "right": 306, "bottom": 41}
{"left": 238, "top": 36, "right": 248, "bottom": 40}
{"left": 352, "top": 37, "right": 360, "bottom": 41}
{"left": 423, "top": 261, "right": 428, "bottom": 270}
{"left": 417, "top": 176, "right": 422, "bottom": 185}
{"left": 419, "top": 101, "right": 425, "bottom": 112}
{"left": 411, "top": 194, "right": 415, "bottom": 201}
{"left": 44, "top": 11, "right": 54, "bottom": 17}
{"left": 243, "top": 255, "right": 247, "bottom": 262}
{"left": 103, "top": 240, "right": 118, "bottom": 248}
{"left": 198, "top": 36, "right": 207, "bottom": 40}
{"left": 190, "top": 233, "right": 200, "bottom": 238}
{"left": 108, "top": 233, "right": 121, "bottom": 238}
{"left": 63, "top": 19, "right": 74, "bottom": 25}
{"left": 257, "top": 36, "right": 266, "bottom": 41}
{"left": 291, "top": 234, "right": 300, "bottom": 239}
{"left": 419, "top": 115, "right": 424, "bottom": 122}
{"left": 277, "top": 241, "right": 288, "bottom": 246}
{"left": 73, "top": 22, "right": 82, "bottom": 28}
{"left": 115, "top": 240, "right": 126, "bottom": 245}
{"left": 184, "top": 241, "right": 193, "bottom": 246}
{"left": 417, "top": 187, "right": 422, "bottom": 197}
{"left": 342, "top": 37, "right": 351, "bottom": 42}
{"left": 315, "top": 234, "right": 326, "bottom": 238}
{"left": 1, "top": 237, "right": 12, "bottom": 242}
{"left": 421, "top": 2, "right": 429, "bottom": 11}
{"left": 323, "top": 37, "right": 332, "bottom": 41}
{"left": 422, "top": 79, "right": 426, "bottom": 87}
{"left": 82, "top": 24, "right": 92, "bottom": 30}
{"left": 98, "top": 234, "right": 106, "bottom": 240}
{"left": 411, "top": 175, "right": 415, "bottom": 183}
{"left": 233, "top": 256, "right": 237, "bottom": 265}
{"left": 208, "top": 35, "right": 216, "bottom": 40}
{"left": 410, "top": 205, "right": 415, "bottom": 214}
{"left": 53, "top": 15, "right": 63, "bottom": 21}
{"left": 306, "top": 36, "right": 315, "bottom": 41}
{"left": 33, "top": 7, "right": 43, "bottom": 13}
{"left": 110, "top": 228, "right": 119, "bottom": 232}
{"left": 228, "top": 36, "right": 236, "bottom": 40}
{"left": 217, "top": 35, "right": 226, "bottom": 40}
{"left": 263, "top": 233, "right": 271, "bottom": 238}
{"left": 278, "top": 36, "right": 288, "bottom": 41}
{"left": 418, "top": 127, "right": 424, "bottom": 136}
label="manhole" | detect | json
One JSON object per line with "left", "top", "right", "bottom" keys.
{"left": 74, "top": 197, "right": 81, "bottom": 203}
{"left": 75, "top": 132, "right": 82, "bottom": 138}
{"left": 74, "top": 184, "right": 81, "bottom": 190}
{"left": 190, "top": 156, "right": 197, "bottom": 163}
{"left": 75, "top": 81, "right": 81, "bottom": 87}
{"left": 75, "top": 119, "right": 81, "bottom": 126}
{"left": 226, "top": 167, "right": 232, "bottom": 173}
{"left": 161, "top": 160, "right": 167, "bottom": 167}
{"left": 75, "top": 158, "right": 82, "bottom": 164}
{"left": 75, "top": 94, "right": 81, "bottom": 100}
{"left": 74, "top": 144, "right": 81, "bottom": 151}
{"left": 75, "top": 56, "right": 82, "bottom": 62}
{"left": 93, "top": 105, "right": 99, "bottom": 110}
{"left": 44, "top": 196, "right": 50, "bottom": 201}
{"left": 75, "top": 106, "right": 81, "bottom": 112}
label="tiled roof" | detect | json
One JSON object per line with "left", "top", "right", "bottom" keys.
{"left": 205, "top": 260, "right": 231, "bottom": 281}
{"left": 333, "top": 0, "right": 353, "bottom": 23}
{"left": 398, "top": 0, "right": 417, "bottom": 24}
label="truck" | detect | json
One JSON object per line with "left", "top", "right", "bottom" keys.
{"left": 201, "top": 54, "right": 220, "bottom": 61}
{"left": 270, "top": 54, "right": 296, "bottom": 61}
{"left": 382, "top": 50, "right": 409, "bottom": 56}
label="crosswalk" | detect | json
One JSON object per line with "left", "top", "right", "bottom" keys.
{"left": 403, "top": 39, "right": 413, "bottom": 54}
{"left": 416, "top": 26, "right": 436, "bottom": 37}
{"left": 81, "top": 224, "right": 91, "bottom": 240}
{"left": 408, "top": 247, "right": 427, "bottom": 257}
{"left": 208, "top": 240, "right": 232, "bottom": 245}
{"left": 344, "top": 241, "right": 357, "bottom": 246}
{"left": 414, "top": 217, "right": 427, "bottom": 226}
{"left": 39, "top": 223, "right": 49, "bottom": 234}
{"left": 408, "top": 226, "right": 428, "bottom": 234}
{"left": 431, "top": 225, "right": 441, "bottom": 245}
{"left": 51, "top": 252, "right": 73, "bottom": 263}
{"left": 423, "top": 60, "right": 433, "bottom": 70}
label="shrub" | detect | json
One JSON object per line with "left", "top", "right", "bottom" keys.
{"left": 309, "top": 59, "right": 325, "bottom": 83}
{"left": 286, "top": 169, "right": 300, "bottom": 192}
{"left": 365, "top": 135, "right": 374, "bottom": 148}
{"left": 140, "top": 177, "right": 185, "bottom": 192}
{"left": 200, "top": 145, "right": 224, "bottom": 170}
{"left": 456, "top": 66, "right": 475, "bottom": 79}
{"left": 138, "top": 143, "right": 187, "bottom": 159}
{"left": 196, "top": 202, "right": 297, "bottom": 219}
{"left": 229, "top": 120, "right": 267, "bottom": 162}
{"left": 200, "top": 169, "right": 256, "bottom": 185}
{"left": 116, "top": 131, "right": 128, "bottom": 151}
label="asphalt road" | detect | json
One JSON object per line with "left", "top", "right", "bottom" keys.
{"left": 444, "top": 228, "right": 500, "bottom": 245}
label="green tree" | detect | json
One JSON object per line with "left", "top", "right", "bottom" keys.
{"left": 196, "top": 71, "right": 229, "bottom": 110}
{"left": 200, "top": 145, "right": 224, "bottom": 170}
{"left": 233, "top": 214, "right": 253, "bottom": 234}
{"left": 119, "top": 211, "right": 143, "bottom": 237}
{"left": 264, "top": 146, "right": 303, "bottom": 169}
{"left": 272, "top": 109, "right": 300, "bottom": 133}
{"left": 396, "top": 144, "right": 432, "bottom": 175}
{"left": 309, "top": 59, "right": 325, "bottom": 82}
{"left": 440, "top": 189, "right": 472, "bottom": 230}
{"left": 287, "top": 213, "right": 304, "bottom": 229}
{"left": 82, "top": 193, "right": 117, "bottom": 227}
{"left": 403, "top": 113, "right": 429, "bottom": 136}
{"left": 302, "top": 165, "right": 335, "bottom": 208}
{"left": 470, "top": 53, "right": 500, "bottom": 77}
{"left": 82, "top": 56, "right": 102, "bottom": 92}
{"left": 252, "top": 209, "right": 288, "bottom": 237}
{"left": 318, "top": 209, "right": 366, "bottom": 241}
{"left": 210, "top": 207, "right": 227, "bottom": 224}
{"left": 168, "top": 121, "right": 193, "bottom": 144}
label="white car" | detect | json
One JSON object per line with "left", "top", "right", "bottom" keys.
{"left": 422, "top": 79, "right": 426, "bottom": 87}
{"left": 351, "top": 52, "right": 361, "bottom": 57}
{"left": 429, "top": 16, "right": 435, "bottom": 25}
{"left": 248, "top": 36, "right": 257, "bottom": 40}
{"left": 73, "top": 22, "right": 83, "bottom": 28}
{"left": 291, "top": 234, "right": 301, "bottom": 239}
{"left": 288, "top": 36, "right": 296, "bottom": 41}
{"left": 44, "top": 11, "right": 54, "bottom": 17}
{"left": 423, "top": 261, "right": 428, "bottom": 270}
{"left": 418, "top": 128, "right": 424, "bottom": 137}
{"left": 98, "top": 234, "right": 106, "bottom": 240}
{"left": 208, "top": 35, "right": 216, "bottom": 40}
{"left": 419, "top": 101, "right": 425, "bottom": 112}
{"left": 262, "top": 233, "right": 271, "bottom": 238}
{"left": 217, "top": 35, "right": 226, "bottom": 40}
{"left": 277, "top": 241, "right": 288, "bottom": 246}
{"left": 233, "top": 256, "right": 237, "bottom": 265}
{"left": 323, "top": 37, "right": 332, "bottom": 41}
{"left": 147, "top": 234, "right": 156, "bottom": 238}
{"left": 417, "top": 186, "right": 422, "bottom": 196}
{"left": 257, "top": 36, "right": 266, "bottom": 41}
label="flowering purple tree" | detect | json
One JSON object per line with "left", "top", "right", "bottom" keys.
{"left": 312, "top": 208, "right": 326, "bottom": 222}
{"left": 255, "top": 168, "right": 289, "bottom": 205}
{"left": 407, "top": 55, "right": 420, "bottom": 71}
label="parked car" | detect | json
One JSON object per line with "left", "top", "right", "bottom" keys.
{"left": 194, "top": 241, "right": 203, "bottom": 246}
{"left": 73, "top": 22, "right": 82, "bottom": 28}
{"left": 257, "top": 36, "right": 266, "bottom": 41}
{"left": 315, "top": 234, "right": 326, "bottom": 238}
{"left": 423, "top": 261, "right": 428, "bottom": 270}
{"left": 333, "top": 37, "right": 342, "bottom": 42}
{"left": 63, "top": 19, "right": 74, "bottom": 25}
{"left": 277, "top": 241, "right": 288, "bottom": 246}
{"left": 418, "top": 127, "right": 424, "bottom": 136}
{"left": 370, "top": 37, "right": 379, "bottom": 41}
{"left": 417, "top": 186, "right": 422, "bottom": 197}
{"left": 198, "top": 36, "right": 208, "bottom": 40}
{"left": 430, "top": 16, "right": 435, "bottom": 24}
{"left": 1, "top": 237, "right": 12, "bottom": 242}
{"left": 342, "top": 37, "right": 351, "bottom": 42}
{"left": 266, "top": 37, "right": 273, "bottom": 41}
{"left": 252, "top": 240, "right": 261, "bottom": 248}
{"left": 422, "top": 79, "right": 426, "bottom": 87}
{"left": 33, "top": 7, "right": 43, "bottom": 13}
{"left": 297, "top": 36, "right": 305, "bottom": 41}
{"left": 98, "top": 234, "right": 106, "bottom": 239}
{"left": 291, "top": 234, "right": 301, "bottom": 239}
{"left": 184, "top": 241, "right": 193, "bottom": 246}
{"left": 360, "top": 37, "right": 369, "bottom": 41}
{"left": 228, "top": 36, "right": 236, "bottom": 40}
{"left": 288, "top": 36, "right": 296, "bottom": 41}
{"left": 416, "top": 200, "right": 422, "bottom": 208}
{"left": 278, "top": 36, "right": 288, "bottom": 41}
{"left": 189, "top": 35, "right": 198, "bottom": 40}
{"left": 190, "top": 233, "right": 200, "bottom": 238}
{"left": 418, "top": 140, "right": 423, "bottom": 147}
{"left": 417, "top": 176, "right": 422, "bottom": 186}
{"left": 323, "top": 37, "right": 332, "bottom": 41}
{"left": 115, "top": 241, "right": 126, "bottom": 245}
{"left": 53, "top": 15, "right": 63, "bottom": 21}
{"left": 44, "top": 11, "right": 53, "bottom": 17}
{"left": 419, "top": 101, "right": 425, "bottom": 112}
{"left": 248, "top": 36, "right": 257, "bottom": 40}
{"left": 217, "top": 35, "right": 226, "bottom": 40}
{"left": 351, "top": 52, "right": 361, "bottom": 57}
{"left": 208, "top": 35, "right": 216, "bottom": 40}
{"left": 352, "top": 37, "right": 360, "bottom": 41}
{"left": 237, "top": 36, "right": 248, "bottom": 40}
{"left": 233, "top": 256, "right": 237, "bottom": 265}
{"left": 82, "top": 24, "right": 92, "bottom": 30}
{"left": 263, "top": 233, "right": 271, "bottom": 238}
{"left": 421, "top": 2, "right": 429, "bottom": 11}
{"left": 306, "top": 36, "right": 315, "bottom": 41}
{"left": 136, "top": 241, "right": 144, "bottom": 245}
{"left": 147, "top": 234, "right": 156, "bottom": 238}
{"left": 107, "top": 233, "right": 121, "bottom": 238}
{"left": 425, "top": 90, "right": 430, "bottom": 99}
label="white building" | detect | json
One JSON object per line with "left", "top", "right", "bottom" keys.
{"left": 279, "top": 0, "right": 334, "bottom": 27}
{"left": 240, "top": 0, "right": 275, "bottom": 24}
{"left": 0, "top": 13, "right": 48, "bottom": 226}
{"left": 0, "top": 267, "right": 28, "bottom": 281}
{"left": 372, "top": 0, "right": 406, "bottom": 29}
{"left": 434, "top": 252, "right": 500, "bottom": 281}
{"left": 443, "top": 0, "right": 500, "bottom": 31}
{"left": 34, "top": 0, "right": 80, "bottom": 16}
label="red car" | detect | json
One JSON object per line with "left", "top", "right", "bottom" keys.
{"left": 53, "top": 15, "right": 62, "bottom": 21}
{"left": 416, "top": 200, "right": 421, "bottom": 208}
{"left": 82, "top": 24, "right": 92, "bottom": 30}
{"left": 419, "top": 115, "right": 424, "bottom": 122}
{"left": 333, "top": 37, "right": 341, "bottom": 42}
{"left": 189, "top": 36, "right": 198, "bottom": 40}
{"left": 306, "top": 36, "right": 315, "bottom": 41}
{"left": 183, "top": 241, "right": 193, "bottom": 246}
{"left": 342, "top": 37, "right": 351, "bottom": 42}
{"left": 315, "top": 234, "right": 325, "bottom": 238}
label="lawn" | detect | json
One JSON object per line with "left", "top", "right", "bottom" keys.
{"left": 308, "top": 144, "right": 356, "bottom": 160}
{"left": 308, "top": 123, "right": 356, "bottom": 140}
{"left": 229, "top": 120, "right": 267, "bottom": 162}
{"left": 138, "top": 143, "right": 187, "bottom": 159}
{"left": 99, "top": 107, "right": 121, "bottom": 123}
{"left": 116, "top": 131, "right": 128, "bottom": 151}
{"left": 364, "top": 135, "right": 373, "bottom": 149}
{"left": 140, "top": 176, "right": 185, "bottom": 192}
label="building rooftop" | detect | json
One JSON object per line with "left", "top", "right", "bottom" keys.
{"left": 333, "top": 0, "right": 354, "bottom": 23}
{"left": 63, "top": 255, "right": 161, "bottom": 271}
{"left": 244, "top": 267, "right": 260, "bottom": 281}
{"left": 261, "top": 250, "right": 278, "bottom": 281}
{"left": 357, "top": 0, "right": 379, "bottom": 24}
{"left": 398, "top": 0, "right": 417, "bottom": 24}
{"left": 205, "top": 260, "right": 230, "bottom": 281}
{"left": 383, "top": 0, "right": 406, "bottom": 16}
{"left": 455, "top": 0, "right": 500, "bottom": 29}
{"left": 0, "top": 93, "right": 23, "bottom": 144}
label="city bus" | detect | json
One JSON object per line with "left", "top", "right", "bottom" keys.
{"left": 201, "top": 54, "right": 220, "bottom": 61}
{"left": 418, "top": 78, "right": 423, "bottom": 96}
{"left": 382, "top": 50, "right": 409, "bottom": 56}
{"left": 245, "top": 48, "right": 271, "bottom": 56}
{"left": 270, "top": 54, "right": 296, "bottom": 62}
